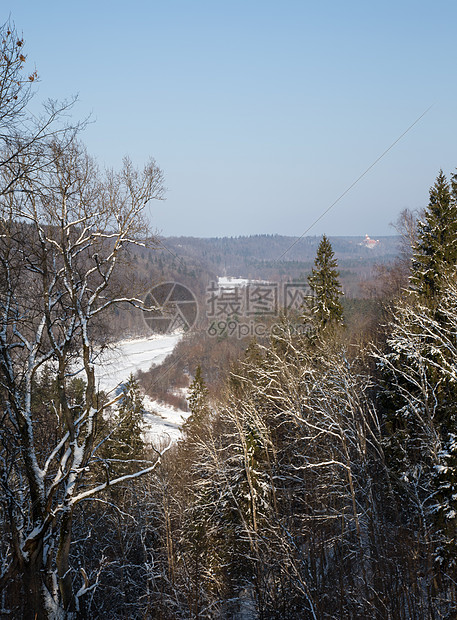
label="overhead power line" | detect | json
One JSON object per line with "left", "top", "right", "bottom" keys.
{"left": 277, "top": 104, "right": 434, "bottom": 261}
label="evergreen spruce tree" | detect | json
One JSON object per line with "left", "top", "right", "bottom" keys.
{"left": 105, "top": 374, "right": 146, "bottom": 475}
{"left": 179, "top": 366, "right": 226, "bottom": 612}
{"left": 381, "top": 170, "right": 457, "bottom": 569}
{"left": 183, "top": 365, "right": 210, "bottom": 441}
{"left": 306, "top": 235, "right": 344, "bottom": 330}
{"left": 410, "top": 170, "right": 457, "bottom": 301}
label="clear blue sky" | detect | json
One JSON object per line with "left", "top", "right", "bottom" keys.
{"left": 4, "top": 1, "right": 457, "bottom": 238}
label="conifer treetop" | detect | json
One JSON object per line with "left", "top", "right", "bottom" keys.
{"left": 410, "top": 170, "right": 457, "bottom": 301}
{"left": 307, "top": 234, "right": 344, "bottom": 330}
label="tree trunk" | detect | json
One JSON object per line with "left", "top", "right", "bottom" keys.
{"left": 22, "top": 548, "right": 48, "bottom": 620}
{"left": 57, "top": 511, "right": 75, "bottom": 615}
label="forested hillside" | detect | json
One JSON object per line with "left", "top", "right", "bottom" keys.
{"left": 154, "top": 234, "right": 399, "bottom": 296}
{"left": 2, "top": 21, "right": 457, "bottom": 620}
{"left": 99, "top": 233, "right": 399, "bottom": 339}
{"left": 133, "top": 172, "right": 457, "bottom": 619}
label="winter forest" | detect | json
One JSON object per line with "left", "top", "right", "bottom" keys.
{"left": 2, "top": 23, "right": 457, "bottom": 620}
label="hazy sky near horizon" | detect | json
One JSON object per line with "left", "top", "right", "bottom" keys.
{"left": 4, "top": 1, "right": 457, "bottom": 238}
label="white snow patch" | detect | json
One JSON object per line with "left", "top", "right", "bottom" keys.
{"left": 93, "top": 333, "right": 189, "bottom": 445}
{"left": 217, "top": 276, "right": 268, "bottom": 289}
{"left": 94, "top": 333, "right": 182, "bottom": 394}
{"left": 143, "top": 395, "right": 191, "bottom": 445}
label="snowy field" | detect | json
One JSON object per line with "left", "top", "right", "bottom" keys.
{"left": 94, "top": 333, "right": 182, "bottom": 394}
{"left": 94, "top": 333, "right": 190, "bottom": 444}
{"left": 217, "top": 276, "right": 268, "bottom": 288}
{"left": 143, "top": 395, "right": 189, "bottom": 444}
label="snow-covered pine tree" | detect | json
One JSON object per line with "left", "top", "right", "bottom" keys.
{"left": 183, "top": 365, "right": 210, "bottom": 441}
{"left": 306, "top": 234, "right": 344, "bottom": 330}
{"left": 376, "top": 280, "right": 457, "bottom": 567}
{"left": 379, "top": 170, "right": 457, "bottom": 570}
{"left": 410, "top": 170, "right": 457, "bottom": 302}
{"left": 178, "top": 367, "right": 230, "bottom": 615}
{"left": 106, "top": 374, "right": 146, "bottom": 475}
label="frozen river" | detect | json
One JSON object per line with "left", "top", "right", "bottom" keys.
{"left": 94, "top": 333, "right": 190, "bottom": 444}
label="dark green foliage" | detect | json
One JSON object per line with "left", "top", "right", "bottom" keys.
{"left": 410, "top": 170, "right": 457, "bottom": 301}
{"left": 183, "top": 365, "right": 210, "bottom": 441}
{"left": 186, "top": 366, "right": 209, "bottom": 419}
{"left": 307, "top": 234, "right": 344, "bottom": 330}
{"left": 105, "top": 374, "right": 146, "bottom": 475}
{"left": 379, "top": 169, "right": 457, "bottom": 573}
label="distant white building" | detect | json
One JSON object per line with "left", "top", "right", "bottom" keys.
{"left": 360, "top": 234, "right": 380, "bottom": 249}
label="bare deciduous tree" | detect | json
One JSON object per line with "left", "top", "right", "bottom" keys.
{"left": 0, "top": 130, "right": 167, "bottom": 617}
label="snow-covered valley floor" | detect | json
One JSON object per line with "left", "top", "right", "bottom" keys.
{"left": 94, "top": 333, "right": 190, "bottom": 445}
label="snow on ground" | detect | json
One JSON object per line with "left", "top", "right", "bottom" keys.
{"left": 94, "top": 333, "right": 182, "bottom": 394}
{"left": 217, "top": 276, "right": 252, "bottom": 288}
{"left": 94, "top": 332, "right": 190, "bottom": 445}
{"left": 143, "top": 395, "right": 190, "bottom": 445}
{"left": 217, "top": 276, "right": 270, "bottom": 289}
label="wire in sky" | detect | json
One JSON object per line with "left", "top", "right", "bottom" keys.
{"left": 276, "top": 104, "right": 434, "bottom": 261}
{"left": 155, "top": 237, "right": 186, "bottom": 266}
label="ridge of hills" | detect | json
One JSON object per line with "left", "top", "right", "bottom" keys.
{"left": 160, "top": 233, "right": 399, "bottom": 264}
{"left": 152, "top": 234, "right": 400, "bottom": 296}
{"left": 115, "top": 234, "right": 400, "bottom": 337}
